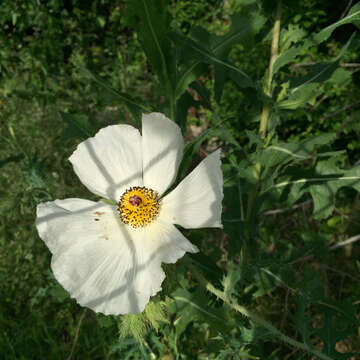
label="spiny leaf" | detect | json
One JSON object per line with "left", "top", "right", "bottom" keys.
{"left": 119, "top": 313, "right": 148, "bottom": 344}
{"left": 173, "top": 8, "right": 265, "bottom": 101}
{"left": 315, "top": 300, "right": 358, "bottom": 359}
{"left": 240, "top": 326, "right": 276, "bottom": 344}
{"left": 273, "top": 41, "right": 309, "bottom": 75}
{"left": 222, "top": 262, "right": 243, "bottom": 301}
{"left": 314, "top": 3, "right": 360, "bottom": 43}
{"left": 277, "top": 33, "right": 356, "bottom": 111}
{"left": 280, "top": 24, "right": 306, "bottom": 52}
{"left": 126, "top": 0, "right": 174, "bottom": 88}
{"left": 257, "top": 133, "right": 336, "bottom": 168}
{"left": 290, "top": 32, "right": 356, "bottom": 93}
{"left": 211, "top": 11, "right": 266, "bottom": 58}
{"left": 172, "top": 287, "right": 234, "bottom": 337}
{"left": 170, "top": 31, "right": 255, "bottom": 90}
{"left": 277, "top": 83, "right": 318, "bottom": 110}
{"left": 144, "top": 301, "right": 169, "bottom": 332}
{"left": 289, "top": 295, "right": 314, "bottom": 345}
{"left": 273, "top": 4, "right": 360, "bottom": 75}
{"left": 216, "top": 337, "right": 260, "bottom": 359}
{"left": 118, "top": 300, "right": 168, "bottom": 343}
{"left": 174, "top": 61, "right": 207, "bottom": 100}
{"left": 268, "top": 158, "right": 360, "bottom": 219}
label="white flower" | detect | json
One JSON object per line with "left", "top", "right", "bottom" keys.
{"left": 36, "top": 113, "right": 223, "bottom": 315}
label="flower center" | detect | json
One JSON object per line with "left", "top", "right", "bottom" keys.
{"left": 118, "top": 186, "right": 160, "bottom": 228}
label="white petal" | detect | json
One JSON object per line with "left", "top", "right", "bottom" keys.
{"left": 36, "top": 198, "right": 196, "bottom": 315}
{"left": 160, "top": 149, "right": 223, "bottom": 229}
{"left": 142, "top": 113, "right": 184, "bottom": 196}
{"left": 142, "top": 216, "right": 199, "bottom": 265}
{"left": 69, "top": 125, "right": 143, "bottom": 201}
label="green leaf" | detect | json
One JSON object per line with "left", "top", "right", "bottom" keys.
{"left": 280, "top": 24, "right": 306, "bottom": 52}
{"left": 176, "top": 113, "right": 233, "bottom": 180}
{"left": 170, "top": 31, "right": 255, "bottom": 90}
{"left": 175, "top": 91, "right": 199, "bottom": 133}
{"left": 240, "top": 325, "right": 276, "bottom": 344}
{"left": 216, "top": 336, "right": 263, "bottom": 359}
{"left": 211, "top": 11, "right": 266, "bottom": 58}
{"left": 290, "top": 32, "right": 356, "bottom": 92}
{"left": 314, "top": 3, "right": 360, "bottom": 43}
{"left": 214, "top": 64, "right": 228, "bottom": 103}
{"left": 79, "top": 67, "right": 150, "bottom": 121}
{"left": 60, "top": 112, "right": 92, "bottom": 140}
{"left": 97, "top": 314, "right": 115, "bottom": 329}
{"left": 119, "top": 313, "right": 148, "bottom": 344}
{"left": 277, "top": 83, "right": 318, "bottom": 110}
{"left": 126, "top": 0, "right": 174, "bottom": 88}
{"left": 173, "top": 8, "right": 265, "bottom": 101}
{"left": 315, "top": 300, "right": 358, "bottom": 359}
{"left": 348, "top": 3, "right": 360, "bottom": 29}
{"left": 174, "top": 61, "right": 207, "bottom": 100}
{"left": 309, "top": 160, "right": 360, "bottom": 219}
{"left": 144, "top": 301, "right": 168, "bottom": 332}
{"left": 273, "top": 42, "right": 309, "bottom": 75}
{"left": 289, "top": 293, "right": 315, "bottom": 346}
{"left": 268, "top": 158, "right": 360, "bottom": 220}
{"left": 12, "top": 12, "right": 19, "bottom": 26}
{"left": 49, "top": 284, "right": 69, "bottom": 302}
{"left": 176, "top": 131, "right": 209, "bottom": 182}
{"left": 327, "top": 67, "right": 352, "bottom": 86}
{"left": 288, "top": 267, "right": 324, "bottom": 344}
{"left": 258, "top": 133, "right": 336, "bottom": 168}
{"left": 222, "top": 262, "right": 243, "bottom": 301}
{"left": 0, "top": 154, "right": 24, "bottom": 169}
{"left": 172, "top": 288, "right": 234, "bottom": 337}
{"left": 245, "top": 129, "right": 264, "bottom": 148}
{"left": 118, "top": 301, "right": 168, "bottom": 343}
{"left": 273, "top": 4, "right": 360, "bottom": 74}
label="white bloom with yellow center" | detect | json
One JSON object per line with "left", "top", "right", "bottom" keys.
{"left": 36, "top": 113, "right": 223, "bottom": 315}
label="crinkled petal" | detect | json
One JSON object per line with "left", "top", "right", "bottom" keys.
{"left": 36, "top": 198, "right": 196, "bottom": 315}
{"left": 69, "top": 125, "right": 143, "bottom": 201}
{"left": 160, "top": 149, "right": 223, "bottom": 229}
{"left": 142, "top": 113, "right": 184, "bottom": 196}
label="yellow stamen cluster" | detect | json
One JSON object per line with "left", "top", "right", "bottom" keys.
{"left": 118, "top": 186, "right": 160, "bottom": 228}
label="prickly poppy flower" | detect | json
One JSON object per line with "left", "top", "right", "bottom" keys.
{"left": 36, "top": 113, "right": 223, "bottom": 315}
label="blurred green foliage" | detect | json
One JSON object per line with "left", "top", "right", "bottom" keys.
{"left": 1, "top": 0, "right": 360, "bottom": 359}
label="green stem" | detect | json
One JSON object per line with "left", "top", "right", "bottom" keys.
{"left": 169, "top": 90, "right": 176, "bottom": 121}
{"left": 259, "top": 0, "right": 282, "bottom": 139}
{"left": 245, "top": 0, "right": 283, "bottom": 257}
{"left": 189, "top": 265, "right": 333, "bottom": 360}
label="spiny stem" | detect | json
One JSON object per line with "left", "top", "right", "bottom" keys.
{"left": 189, "top": 265, "right": 333, "bottom": 360}
{"left": 259, "top": 0, "right": 282, "bottom": 139}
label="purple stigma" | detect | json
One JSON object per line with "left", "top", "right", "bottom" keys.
{"left": 129, "top": 195, "right": 142, "bottom": 206}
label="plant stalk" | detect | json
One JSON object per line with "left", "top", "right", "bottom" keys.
{"left": 66, "top": 309, "right": 87, "bottom": 360}
{"left": 169, "top": 90, "right": 176, "bottom": 121}
{"left": 244, "top": 0, "right": 283, "bottom": 258}
{"left": 190, "top": 265, "right": 333, "bottom": 360}
{"left": 259, "top": 0, "right": 282, "bottom": 139}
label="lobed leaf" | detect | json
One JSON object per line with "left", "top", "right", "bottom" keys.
{"left": 267, "top": 159, "right": 360, "bottom": 220}
{"left": 126, "top": 0, "right": 174, "bottom": 88}
{"left": 273, "top": 3, "right": 360, "bottom": 75}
